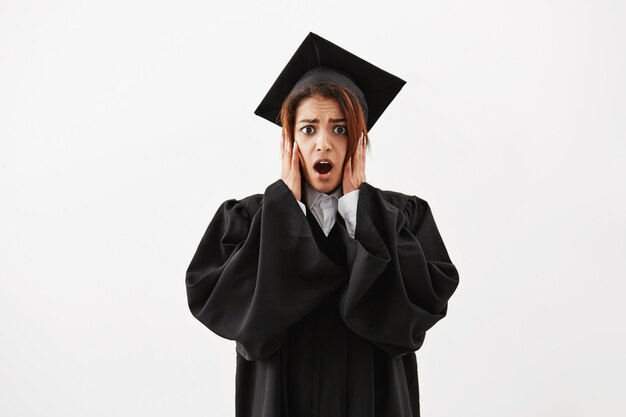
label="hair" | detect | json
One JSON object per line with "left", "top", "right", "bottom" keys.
{"left": 278, "top": 82, "right": 370, "bottom": 162}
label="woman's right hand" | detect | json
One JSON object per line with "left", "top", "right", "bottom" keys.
{"left": 280, "top": 132, "right": 302, "bottom": 202}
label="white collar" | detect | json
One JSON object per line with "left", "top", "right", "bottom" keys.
{"left": 304, "top": 181, "right": 343, "bottom": 208}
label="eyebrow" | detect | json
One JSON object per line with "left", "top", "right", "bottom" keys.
{"left": 297, "top": 118, "right": 347, "bottom": 124}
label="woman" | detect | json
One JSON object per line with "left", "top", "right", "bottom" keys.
{"left": 185, "top": 32, "right": 460, "bottom": 417}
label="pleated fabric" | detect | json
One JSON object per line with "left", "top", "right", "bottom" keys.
{"left": 186, "top": 179, "right": 460, "bottom": 417}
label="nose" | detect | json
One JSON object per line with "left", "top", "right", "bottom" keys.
{"left": 315, "top": 131, "right": 332, "bottom": 152}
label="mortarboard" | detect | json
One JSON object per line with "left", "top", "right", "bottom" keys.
{"left": 254, "top": 32, "right": 406, "bottom": 131}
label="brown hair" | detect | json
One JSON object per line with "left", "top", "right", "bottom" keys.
{"left": 278, "top": 82, "right": 369, "bottom": 163}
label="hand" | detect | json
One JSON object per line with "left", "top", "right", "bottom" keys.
{"left": 280, "top": 132, "right": 302, "bottom": 201}
{"left": 343, "top": 132, "right": 366, "bottom": 194}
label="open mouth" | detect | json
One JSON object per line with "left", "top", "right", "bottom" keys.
{"left": 314, "top": 160, "right": 333, "bottom": 175}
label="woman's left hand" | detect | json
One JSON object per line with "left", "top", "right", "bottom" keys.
{"left": 342, "top": 132, "right": 366, "bottom": 194}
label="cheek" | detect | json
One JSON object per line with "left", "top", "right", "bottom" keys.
{"left": 339, "top": 138, "right": 349, "bottom": 161}
{"left": 294, "top": 139, "right": 312, "bottom": 166}
{"left": 294, "top": 137, "right": 306, "bottom": 152}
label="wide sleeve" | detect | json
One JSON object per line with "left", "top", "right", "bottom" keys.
{"left": 338, "top": 182, "right": 460, "bottom": 358}
{"left": 185, "top": 179, "right": 346, "bottom": 361}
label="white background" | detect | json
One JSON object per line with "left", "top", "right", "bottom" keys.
{"left": 1, "top": 1, "right": 625, "bottom": 416}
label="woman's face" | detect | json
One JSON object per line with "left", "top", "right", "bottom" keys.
{"left": 293, "top": 95, "right": 348, "bottom": 194}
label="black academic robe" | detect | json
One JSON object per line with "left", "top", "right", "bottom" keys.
{"left": 185, "top": 179, "right": 459, "bottom": 417}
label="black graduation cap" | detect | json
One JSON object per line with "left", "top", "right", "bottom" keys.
{"left": 254, "top": 32, "right": 406, "bottom": 131}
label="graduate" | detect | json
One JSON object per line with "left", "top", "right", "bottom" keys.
{"left": 185, "top": 32, "right": 460, "bottom": 417}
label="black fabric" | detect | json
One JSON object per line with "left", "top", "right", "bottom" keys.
{"left": 253, "top": 32, "right": 406, "bottom": 131}
{"left": 185, "top": 179, "right": 460, "bottom": 417}
{"left": 293, "top": 66, "right": 369, "bottom": 120}
{"left": 305, "top": 204, "right": 348, "bottom": 272}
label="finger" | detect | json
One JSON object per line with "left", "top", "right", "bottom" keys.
{"left": 296, "top": 144, "right": 305, "bottom": 167}
{"left": 344, "top": 157, "right": 352, "bottom": 178}
{"left": 281, "top": 134, "right": 287, "bottom": 156}
{"left": 361, "top": 135, "right": 366, "bottom": 173}
{"left": 360, "top": 132, "right": 364, "bottom": 156}
{"left": 285, "top": 137, "right": 292, "bottom": 168}
{"left": 281, "top": 134, "right": 288, "bottom": 166}
{"left": 291, "top": 141, "right": 299, "bottom": 173}
{"left": 355, "top": 136, "right": 362, "bottom": 168}
{"left": 353, "top": 136, "right": 361, "bottom": 180}
{"left": 282, "top": 133, "right": 293, "bottom": 176}
{"left": 359, "top": 134, "right": 364, "bottom": 156}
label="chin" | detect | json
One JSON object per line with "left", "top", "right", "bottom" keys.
{"left": 316, "top": 183, "right": 339, "bottom": 193}
{"left": 306, "top": 175, "right": 341, "bottom": 194}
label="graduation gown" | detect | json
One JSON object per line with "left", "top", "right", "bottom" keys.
{"left": 185, "top": 179, "right": 459, "bottom": 417}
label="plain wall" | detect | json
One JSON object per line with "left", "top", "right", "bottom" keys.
{"left": 1, "top": 0, "right": 625, "bottom": 416}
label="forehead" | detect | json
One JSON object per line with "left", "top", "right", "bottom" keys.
{"left": 295, "top": 95, "right": 345, "bottom": 119}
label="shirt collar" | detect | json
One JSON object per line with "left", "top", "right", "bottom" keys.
{"left": 304, "top": 181, "right": 343, "bottom": 208}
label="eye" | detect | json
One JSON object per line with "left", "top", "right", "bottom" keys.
{"left": 334, "top": 126, "right": 347, "bottom": 135}
{"left": 301, "top": 126, "right": 315, "bottom": 135}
